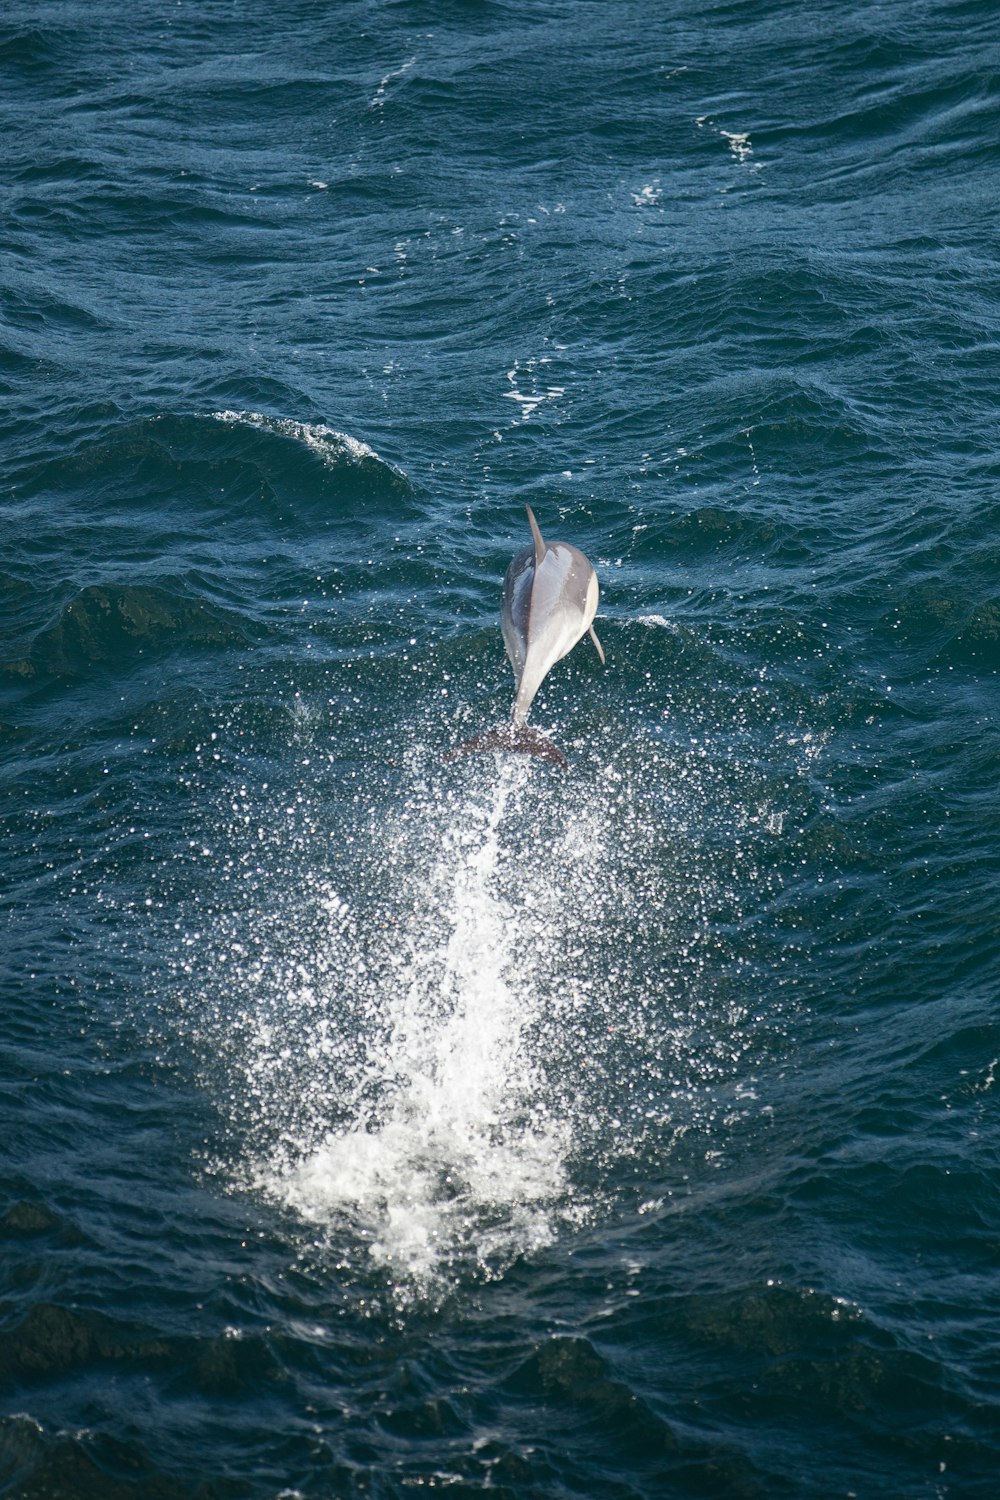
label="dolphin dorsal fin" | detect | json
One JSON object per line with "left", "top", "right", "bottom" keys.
{"left": 525, "top": 505, "right": 546, "bottom": 568}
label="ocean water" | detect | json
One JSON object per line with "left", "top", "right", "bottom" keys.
{"left": 2, "top": 0, "right": 999, "bottom": 1495}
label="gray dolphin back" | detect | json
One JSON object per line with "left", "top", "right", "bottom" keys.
{"left": 500, "top": 544, "right": 534, "bottom": 679}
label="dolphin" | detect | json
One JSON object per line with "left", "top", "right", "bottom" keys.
{"left": 445, "top": 505, "right": 604, "bottom": 769}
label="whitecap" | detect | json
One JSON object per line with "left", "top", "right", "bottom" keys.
{"left": 211, "top": 410, "right": 399, "bottom": 473}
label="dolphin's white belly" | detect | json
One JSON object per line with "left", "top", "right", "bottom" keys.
{"left": 511, "top": 544, "right": 598, "bottom": 723}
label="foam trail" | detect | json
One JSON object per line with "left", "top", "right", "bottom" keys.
{"left": 275, "top": 765, "right": 569, "bottom": 1282}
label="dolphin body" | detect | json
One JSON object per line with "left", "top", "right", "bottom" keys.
{"left": 446, "top": 505, "right": 604, "bottom": 769}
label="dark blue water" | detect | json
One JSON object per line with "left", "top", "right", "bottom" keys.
{"left": 3, "top": 2, "right": 999, "bottom": 1495}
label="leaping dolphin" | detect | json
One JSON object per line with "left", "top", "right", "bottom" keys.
{"left": 446, "top": 505, "right": 604, "bottom": 769}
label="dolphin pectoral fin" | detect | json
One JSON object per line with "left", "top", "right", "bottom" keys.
{"left": 589, "top": 625, "right": 605, "bottom": 664}
{"left": 443, "top": 722, "right": 568, "bottom": 770}
{"left": 525, "top": 505, "right": 546, "bottom": 569}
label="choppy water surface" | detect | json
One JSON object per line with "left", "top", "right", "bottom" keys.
{"left": 2, "top": 2, "right": 999, "bottom": 1496}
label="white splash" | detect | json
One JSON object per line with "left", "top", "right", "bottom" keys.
{"left": 172, "top": 690, "right": 789, "bottom": 1294}
{"left": 259, "top": 767, "right": 572, "bottom": 1281}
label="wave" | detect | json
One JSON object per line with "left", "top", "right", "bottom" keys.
{"left": 1, "top": 582, "right": 249, "bottom": 682}
{"left": 8, "top": 408, "right": 406, "bottom": 505}
{"left": 1, "top": 409, "right": 413, "bottom": 669}
{"left": 210, "top": 408, "right": 402, "bottom": 477}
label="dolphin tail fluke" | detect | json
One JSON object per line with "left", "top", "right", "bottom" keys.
{"left": 443, "top": 722, "right": 568, "bottom": 770}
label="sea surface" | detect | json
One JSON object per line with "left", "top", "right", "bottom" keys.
{"left": 2, "top": 1, "right": 999, "bottom": 1496}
